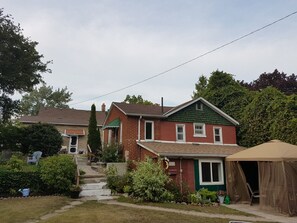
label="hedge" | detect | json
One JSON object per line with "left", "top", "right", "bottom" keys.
{"left": 0, "top": 170, "right": 46, "bottom": 197}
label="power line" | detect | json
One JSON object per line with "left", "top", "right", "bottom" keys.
{"left": 70, "top": 10, "right": 297, "bottom": 106}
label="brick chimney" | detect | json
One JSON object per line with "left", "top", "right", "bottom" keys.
{"left": 101, "top": 103, "right": 106, "bottom": 112}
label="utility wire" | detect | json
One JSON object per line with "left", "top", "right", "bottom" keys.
{"left": 70, "top": 10, "right": 297, "bottom": 106}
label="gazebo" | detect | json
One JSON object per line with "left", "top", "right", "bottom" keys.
{"left": 225, "top": 140, "right": 297, "bottom": 216}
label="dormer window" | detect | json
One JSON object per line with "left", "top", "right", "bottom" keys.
{"left": 196, "top": 102, "right": 203, "bottom": 111}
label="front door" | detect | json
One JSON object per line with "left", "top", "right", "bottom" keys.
{"left": 69, "top": 136, "right": 78, "bottom": 154}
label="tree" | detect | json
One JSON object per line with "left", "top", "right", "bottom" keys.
{"left": 192, "top": 75, "right": 208, "bottom": 99}
{"left": 240, "top": 69, "right": 297, "bottom": 95}
{"left": 87, "top": 104, "right": 102, "bottom": 156}
{"left": 0, "top": 9, "right": 50, "bottom": 122}
{"left": 123, "top": 95, "right": 153, "bottom": 105}
{"left": 20, "top": 84, "right": 72, "bottom": 115}
{"left": 21, "top": 123, "right": 63, "bottom": 156}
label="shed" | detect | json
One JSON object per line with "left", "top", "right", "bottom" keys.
{"left": 225, "top": 140, "right": 297, "bottom": 216}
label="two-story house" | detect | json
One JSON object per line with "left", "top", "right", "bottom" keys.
{"left": 20, "top": 104, "right": 106, "bottom": 154}
{"left": 103, "top": 97, "right": 243, "bottom": 191}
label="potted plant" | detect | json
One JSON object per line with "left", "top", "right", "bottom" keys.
{"left": 69, "top": 185, "right": 82, "bottom": 199}
{"left": 217, "top": 190, "right": 225, "bottom": 204}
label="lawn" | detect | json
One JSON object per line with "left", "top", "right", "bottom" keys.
{"left": 0, "top": 196, "right": 70, "bottom": 223}
{"left": 42, "top": 201, "right": 235, "bottom": 223}
{"left": 117, "top": 196, "right": 254, "bottom": 216}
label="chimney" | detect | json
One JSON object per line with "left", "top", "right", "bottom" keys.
{"left": 101, "top": 103, "right": 106, "bottom": 112}
{"left": 161, "top": 97, "right": 164, "bottom": 113}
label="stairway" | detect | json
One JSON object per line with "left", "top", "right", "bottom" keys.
{"left": 76, "top": 155, "right": 112, "bottom": 200}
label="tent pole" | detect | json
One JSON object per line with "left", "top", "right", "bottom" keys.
{"left": 257, "top": 161, "right": 261, "bottom": 206}
{"left": 281, "top": 161, "right": 291, "bottom": 216}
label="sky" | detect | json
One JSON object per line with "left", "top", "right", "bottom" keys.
{"left": 2, "top": 1, "right": 297, "bottom": 110}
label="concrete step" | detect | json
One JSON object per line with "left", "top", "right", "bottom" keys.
{"left": 81, "top": 177, "right": 107, "bottom": 184}
{"left": 79, "top": 189, "right": 111, "bottom": 197}
{"left": 81, "top": 182, "right": 107, "bottom": 190}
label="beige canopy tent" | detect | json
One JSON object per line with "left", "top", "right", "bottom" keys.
{"left": 226, "top": 140, "right": 297, "bottom": 216}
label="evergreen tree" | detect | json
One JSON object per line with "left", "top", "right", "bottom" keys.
{"left": 87, "top": 104, "right": 102, "bottom": 156}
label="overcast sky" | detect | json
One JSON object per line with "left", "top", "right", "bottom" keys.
{"left": 2, "top": 1, "right": 297, "bottom": 110}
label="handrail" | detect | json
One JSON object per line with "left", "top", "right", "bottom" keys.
{"left": 74, "top": 155, "right": 80, "bottom": 187}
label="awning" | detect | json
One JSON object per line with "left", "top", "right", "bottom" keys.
{"left": 64, "top": 129, "right": 85, "bottom": 136}
{"left": 103, "top": 118, "right": 120, "bottom": 129}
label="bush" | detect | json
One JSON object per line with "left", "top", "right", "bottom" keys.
{"left": 21, "top": 123, "right": 62, "bottom": 156}
{"left": 165, "top": 181, "right": 191, "bottom": 203}
{"left": 101, "top": 143, "right": 123, "bottom": 162}
{"left": 106, "top": 165, "right": 131, "bottom": 194}
{"left": 0, "top": 170, "right": 45, "bottom": 197}
{"left": 0, "top": 124, "right": 23, "bottom": 151}
{"left": 131, "top": 158, "right": 173, "bottom": 202}
{"left": 39, "top": 155, "right": 76, "bottom": 194}
{"left": 6, "top": 155, "right": 25, "bottom": 171}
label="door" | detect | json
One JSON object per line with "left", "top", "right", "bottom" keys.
{"left": 69, "top": 136, "right": 78, "bottom": 154}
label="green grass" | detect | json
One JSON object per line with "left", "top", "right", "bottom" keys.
{"left": 117, "top": 196, "right": 254, "bottom": 216}
{"left": 0, "top": 196, "right": 70, "bottom": 223}
{"left": 42, "top": 201, "right": 235, "bottom": 223}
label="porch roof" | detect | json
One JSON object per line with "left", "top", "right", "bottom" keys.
{"left": 103, "top": 118, "right": 120, "bottom": 129}
{"left": 137, "top": 141, "right": 244, "bottom": 158}
{"left": 65, "top": 129, "right": 85, "bottom": 136}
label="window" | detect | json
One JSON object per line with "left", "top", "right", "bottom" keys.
{"left": 199, "top": 160, "right": 224, "bottom": 185}
{"left": 193, "top": 123, "right": 206, "bottom": 137}
{"left": 145, "top": 121, "right": 154, "bottom": 140}
{"left": 196, "top": 102, "right": 203, "bottom": 111}
{"left": 176, "top": 124, "right": 185, "bottom": 141}
{"left": 213, "top": 127, "right": 222, "bottom": 144}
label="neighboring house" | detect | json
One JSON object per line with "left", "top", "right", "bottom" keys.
{"left": 103, "top": 97, "right": 244, "bottom": 191}
{"left": 19, "top": 104, "right": 106, "bottom": 154}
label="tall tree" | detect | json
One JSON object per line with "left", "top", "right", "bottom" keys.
{"left": 87, "top": 104, "right": 102, "bottom": 156}
{"left": 124, "top": 95, "right": 153, "bottom": 105}
{"left": 192, "top": 75, "right": 208, "bottom": 99}
{"left": 0, "top": 9, "right": 50, "bottom": 122}
{"left": 20, "top": 84, "right": 72, "bottom": 115}
{"left": 240, "top": 69, "right": 297, "bottom": 95}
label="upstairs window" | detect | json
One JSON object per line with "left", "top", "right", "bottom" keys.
{"left": 199, "top": 159, "right": 224, "bottom": 185}
{"left": 176, "top": 124, "right": 185, "bottom": 142}
{"left": 193, "top": 123, "right": 206, "bottom": 137}
{"left": 145, "top": 121, "right": 154, "bottom": 140}
{"left": 196, "top": 102, "right": 203, "bottom": 111}
{"left": 213, "top": 127, "right": 222, "bottom": 144}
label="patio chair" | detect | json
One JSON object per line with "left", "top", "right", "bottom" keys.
{"left": 246, "top": 183, "right": 260, "bottom": 205}
{"left": 27, "top": 151, "right": 42, "bottom": 165}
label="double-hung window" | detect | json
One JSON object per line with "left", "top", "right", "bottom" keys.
{"left": 145, "top": 121, "right": 154, "bottom": 140}
{"left": 199, "top": 159, "right": 224, "bottom": 185}
{"left": 193, "top": 123, "right": 206, "bottom": 137}
{"left": 176, "top": 124, "right": 185, "bottom": 142}
{"left": 213, "top": 127, "right": 222, "bottom": 144}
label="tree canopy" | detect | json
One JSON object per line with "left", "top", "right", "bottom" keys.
{"left": 124, "top": 95, "right": 154, "bottom": 105}
{"left": 20, "top": 84, "right": 72, "bottom": 115}
{"left": 0, "top": 9, "right": 50, "bottom": 122}
{"left": 193, "top": 70, "right": 297, "bottom": 146}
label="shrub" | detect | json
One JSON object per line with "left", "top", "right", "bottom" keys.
{"left": 165, "top": 181, "right": 191, "bottom": 203}
{"left": 21, "top": 123, "right": 62, "bottom": 156}
{"left": 0, "top": 124, "right": 23, "bottom": 151}
{"left": 0, "top": 170, "right": 45, "bottom": 197}
{"left": 101, "top": 143, "right": 123, "bottom": 162}
{"left": 106, "top": 165, "right": 131, "bottom": 194}
{"left": 39, "top": 155, "right": 76, "bottom": 194}
{"left": 131, "top": 158, "right": 173, "bottom": 202}
{"left": 6, "top": 155, "right": 25, "bottom": 171}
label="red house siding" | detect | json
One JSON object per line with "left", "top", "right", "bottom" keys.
{"left": 159, "top": 121, "right": 237, "bottom": 144}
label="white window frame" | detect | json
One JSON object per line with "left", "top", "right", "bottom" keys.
{"left": 193, "top": 123, "right": 206, "bottom": 137}
{"left": 176, "top": 124, "right": 185, "bottom": 142}
{"left": 213, "top": 127, "right": 223, "bottom": 144}
{"left": 196, "top": 102, "right": 203, "bottom": 111}
{"left": 145, "top": 121, "right": 154, "bottom": 141}
{"left": 199, "top": 159, "right": 224, "bottom": 185}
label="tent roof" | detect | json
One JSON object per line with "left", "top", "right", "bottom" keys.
{"left": 226, "top": 140, "right": 297, "bottom": 161}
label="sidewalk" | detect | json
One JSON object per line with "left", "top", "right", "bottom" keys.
{"left": 100, "top": 200, "right": 275, "bottom": 222}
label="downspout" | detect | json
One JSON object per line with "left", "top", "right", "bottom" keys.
{"left": 138, "top": 116, "right": 142, "bottom": 141}
{"left": 180, "top": 158, "right": 183, "bottom": 193}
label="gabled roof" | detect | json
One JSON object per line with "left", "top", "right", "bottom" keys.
{"left": 19, "top": 107, "right": 106, "bottom": 126}
{"left": 138, "top": 141, "right": 244, "bottom": 157}
{"left": 113, "top": 102, "right": 173, "bottom": 117}
{"left": 164, "top": 97, "right": 239, "bottom": 125}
